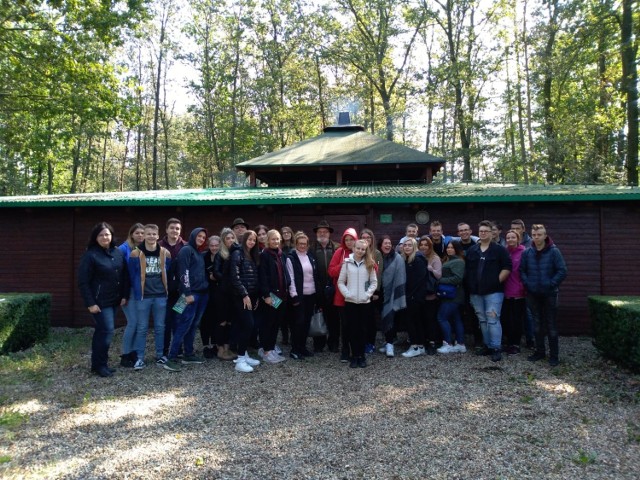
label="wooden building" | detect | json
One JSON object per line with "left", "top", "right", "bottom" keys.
{"left": 1, "top": 183, "right": 639, "bottom": 334}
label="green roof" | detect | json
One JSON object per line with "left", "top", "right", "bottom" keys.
{"left": 1, "top": 183, "right": 639, "bottom": 207}
{"left": 236, "top": 127, "right": 444, "bottom": 169}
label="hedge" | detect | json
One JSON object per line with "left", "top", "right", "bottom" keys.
{"left": 588, "top": 295, "right": 640, "bottom": 371}
{"left": 0, "top": 293, "right": 51, "bottom": 355}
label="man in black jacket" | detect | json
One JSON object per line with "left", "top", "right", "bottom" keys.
{"left": 465, "top": 220, "right": 512, "bottom": 362}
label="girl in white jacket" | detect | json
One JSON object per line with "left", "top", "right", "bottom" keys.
{"left": 338, "top": 239, "right": 378, "bottom": 368}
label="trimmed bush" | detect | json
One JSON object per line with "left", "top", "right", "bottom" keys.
{"left": 0, "top": 293, "right": 51, "bottom": 355}
{"left": 588, "top": 296, "right": 640, "bottom": 371}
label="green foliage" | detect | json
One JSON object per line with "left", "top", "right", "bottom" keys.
{"left": 572, "top": 449, "right": 597, "bottom": 465}
{"left": 588, "top": 296, "right": 640, "bottom": 371}
{"left": 0, "top": 294, "right": 51, "bottom": 355}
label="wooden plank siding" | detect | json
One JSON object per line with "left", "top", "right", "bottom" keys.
{"left": 0, "top": 201, "right": 638, "bottom": 334}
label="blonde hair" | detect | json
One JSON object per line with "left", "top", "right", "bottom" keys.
{"left": 354, "top": 239, "right": 376, "bottom": 272}
{"left": 401, "top": 237, "right": 418, "bottom": 264}
{"left": 218, "top": 227, "right": 236, "bottom": 260}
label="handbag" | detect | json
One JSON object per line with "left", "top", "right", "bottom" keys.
{"left": 436, "top": 283, "right": 457, "bottom": 299}
{"left": 308, "top": 309, "right": 328, "bottom": 336}
{"left": 425, "top": 271, "right": 438, "bottom": 295}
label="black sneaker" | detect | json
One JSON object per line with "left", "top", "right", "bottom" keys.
{"left": 349, "top": 358, "right": 358, "bottom": 368}
{"left": 357, "top": 357, "right": 367, "bottom": 368}
{"left": 475, "top": 346, "right": 491, "bottom": 356}
{"left": 491, "top": 349, "right": 502, "bottom": 362}
{"left": 527, "top": 352, "right": 546, "bottom": 362}
{"left": 289, "top": 351, "right": 304, "bottom": 360}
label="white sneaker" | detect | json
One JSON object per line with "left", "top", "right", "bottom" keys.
{"left": 417, "top": 346, "right": 426, "bottom": 355}
{"left": 401, "top": 346, "right": 424, "bottom": 358}
{"left": 258, "top": 348, "right": 265, "bottom": 359}
{"left": 274, "top": 345, "right": 283, "bottom": 355}
{"left": 437, "top": 342, "right": 455, "bottom": 354}
{"left": 385, "top": 343, "right": 395, "bottom": 358}
{"left": 244, "top": 352, "right": 261, "bottom": 366}
{"left": 264, "top": 350, "right": 286, "bottom": 364}
{"left": 452, "top": 344, "right": 467, "bottom": 353}
{"left": 134, "top": 359, "right": 146, "bottom": 370}
{"left": 235, "top": 359, "right": 254, "bottom": 373}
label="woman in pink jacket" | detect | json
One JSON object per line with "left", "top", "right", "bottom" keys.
{"left": 502, "top": 230, "right": 526, "bottom": 355}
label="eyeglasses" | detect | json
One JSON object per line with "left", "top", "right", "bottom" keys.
{"left": 478, "top": 230, "right": 491, "bottom": 234}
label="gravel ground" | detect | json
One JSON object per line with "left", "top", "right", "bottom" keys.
{"left": 1, "top": 331, "right": 639, "bottom": 479}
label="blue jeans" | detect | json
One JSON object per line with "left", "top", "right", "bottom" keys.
{"left": 91, "top": 306, "right": 116, "bottom": 370}
{"left": 121, "top": 290, "right": 137, "bottom": 354}
{"left": 135, "top": 296, "right": 167, "bottom": 360}
{"left": 470, "top": 293, "right": 504, "bottom": 350}
{"left": 169, "top": 293, "right": 209, "bottom": 359}
{"left": 437, "top": 301, "right": 465, "bottom": 345}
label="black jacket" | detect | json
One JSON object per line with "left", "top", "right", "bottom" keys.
{"left": 405, "top": 252, "right": 429, "bottom": 304}
{"left": 258, "top": 248, "right": 290, "bottom": 300}
{"left": 465, "top": 242, "right": 512, "bottom": 295}
{"left": 78, "top": 245, "right": 129, "bottom": 308}
{"left": 287, "top": 250, "right": 320, "bottom": 301}
{"left": 229, "top": 244, "right": 259, "bottom": 297}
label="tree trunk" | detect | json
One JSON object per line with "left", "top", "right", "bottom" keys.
{"left": 621, "top": 0, "right": 638, "bottom": 185}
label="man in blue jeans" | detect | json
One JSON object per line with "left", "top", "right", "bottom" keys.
{"left": 520, "top": 224, "right": 567, "bottom": 367}
{"left": 128, "top": 224, "right": 171, "bottom": 369}
{"left": 465, "top": 220, "right": 512, "bottom": 362}
{"left": 164, "top": 227, "right": 209, "bottom": 372}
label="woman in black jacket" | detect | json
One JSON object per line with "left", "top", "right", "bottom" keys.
{"left": 211, "top": 228, "right": 238, "bottom": 361}
{"left": 258, "top": 229, "right": 290, "bottom": 364}
{"left": 399, "top": 238, "right": 430, "bottom": 359}
{"left": 229, "top": 230, "right": 262, "bottom": 373}
{"left": 78, "top": 222, "right": 129, "bottom": 377}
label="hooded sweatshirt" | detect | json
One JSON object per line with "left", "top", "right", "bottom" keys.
{"left": 176, "top": 227, "right": 209, "bottom": 296}
{"left": 327, "top": 228, "right": 359, "bottom": 307}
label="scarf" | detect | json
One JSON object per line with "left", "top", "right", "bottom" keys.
{"left": 381, "top": 251, "right": 407, "bottom": 334}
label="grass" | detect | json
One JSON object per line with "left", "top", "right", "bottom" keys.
{"left": 572, "top": 449, "right": 597, "bottom": 466}
{"left": 0, "top": 410, "right": 27, "bottom": 429}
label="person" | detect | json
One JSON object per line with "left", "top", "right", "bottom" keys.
{"left": 202, "top": 235, "right": 234, "bottom": 360}
{"left": 399, "top": 238, "right": 430, "bottom": 358}
{"left": 418, "top": 235, "right": 442, "bottom": 354}
{"left": 258, "top": 229, "right": 289, "bottom": 364}
{"left": 491, "top": 222, "right": 507, "bottom": 247}
{"left": 159, "top": 218, "right": 187, "bottom": 360}
{"left": 328, "top": 228, "right": 358, "bottom": 362}
{"left": 212, "top": 228, "right": 238, "bottom": 361}
{"left": 229, "top": 230, "right": 262, "bottom": 373}
{"left": 502, "top": 230, "right": 526, "bottom": 355}
{"left": 232, "top": 217, "right": 249, "bottom": 239}
{"left": 520, "top": 224, "right": 568, "bottom": 366}
{"left": 456, "top": 222, "right": 479, "bottom": 256}
{"left": 163, "top": 227, "right": 209, "bottom": 372}
{"left": 395, "top": 223, "right": 419, "bottom": 252}
{"left": 286, "top": 231, "right": 319, "bottom": 360}
{"left": 128, "top": 224, "right": 171, "bottom": 369}
{"left": 465, "top": 220, "right": 512, "bottom": 362}
{"left": 360, "top": 228, "right": 382, "bottom": 354}
{"left": 255, "top": 224, "right": 269, "bottom": 251}
{"left": 337, "top": 239, "right": 378, "bottom": 368}
{"left": 428, "top": 220, "right": 453, "bottom": 259}
{"left": 78, "top": 222, "right": 129, "bottom": 377}
{"left": 436, "top": 241, "right": 467, "bottom": 354}
{"left": 309, "top": 220, "right": 340, "bottom": 353}
{"left": 510, "top": 219, "right": 533, "bottom": 248}
{"left": 378, "top": 235, "right": 406, "bottom": 357}
{"left": 118, "top": 223, "right": 144, "bottom": 367}
{"left": 280, "top": 226, "right": 295, "bottom": 255}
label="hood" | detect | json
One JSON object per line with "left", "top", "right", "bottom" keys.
{"left": 188, "top": 227, "right": 208, "bottom": 252}
{"left": 340, "top": 228, "right": 358, "bottom": 250}
{"left": 534, "top": 235, "right": 555, "bottom": 253}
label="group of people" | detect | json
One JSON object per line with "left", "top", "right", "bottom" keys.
{"left": 77, "top": 215, "right": 567, "bottom": 377}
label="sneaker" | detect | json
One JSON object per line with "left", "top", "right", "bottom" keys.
{"left": 451, "top": 344, "right": 467, "bottom": 353}
{"left": 426, "top": 344, "right": 437, "bottom": 356}
{"left": 182, "top": 355, "right": 205, "bottom": 364}
{"left": 475, "top": 346, "right": 492, "bottom": 356}
{"left": 364, "top": 344, "right": 375, "bottom": 354}
{"left": 340, "top": 353, "right": 350, "bottom": 363}
{"left": 357, "top": 357, "right": 367, "bottom": 368}
{"left": 156, "top": 356, "right": 168, "bottom": 365}
{"left": 349, "top": 358, "right": 358, "bottom": 368}
{"left": 264, "top": 350, "right": 286, "bottom": 364}
{"left": 378, "top": 345, "right": 387, "bottom": 354}
{"left": 506, "top": 345, "right": 521, "bottom": 355}
{"left": 258, "top": 348, "right": 265, "bottom": 359}
{"left": 163, "top": 359, "right": 182, "bottom": 372}
{"left": 290, "top": 351, "right": 304, "bottom": 360}
{"left": 235, "top": 358, "right": 254, "bottom": 373}
{"left": 491, "top": 349, "right": 502, "bottom": 362}
{"left": 527, "top": 352, "right": 546, "bottom": 362}
{"left": 274, "top": 345, "right": 283, "bottom": 355}
{"left": 133, "top": 359, "right": 146, "bottom": 370}
{"left": 384, "top": 343, "right": 395, "bottom": 358}
{"left": 437, "top": 342, "right": 456, "bottom": 354}
{"left": 242, "top": 353, "right": 261, "bottom": 367}
{"left": 549, "top": 358, "right": 560, "bottom": 367}
{"left": 401, "top": 346, "right": 424, "bottom": 358}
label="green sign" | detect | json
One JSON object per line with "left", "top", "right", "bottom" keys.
{"left": 379, "top": 214, "right": 393, "bottom": 224}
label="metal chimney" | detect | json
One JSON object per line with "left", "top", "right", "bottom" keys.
{"left": 338, "top": 112, "right": 351, "bottom": 125}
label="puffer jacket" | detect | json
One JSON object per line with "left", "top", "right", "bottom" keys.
{"left": 519, "top": 236, "right": 567, "bottom": 295}
{"left": 229, "top": 244, "right": 259, "bottom": 297}
{"left": 337, "top": 253, "right": 377, "bottom": 304}
{"left": 78, "top": 245, "right": 129, "bottom": 308}
{"left": 404, "top": 252, "right": 429, "bottom": 304}
{"left": 177, "top": 228, "right": 209, "bottom": 296}
{"left": 328, "top": 228, "right": 359, "bottom": 307}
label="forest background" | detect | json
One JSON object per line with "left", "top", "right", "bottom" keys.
{"left": 0, "top": 0, "right": 638, "bottom": 195}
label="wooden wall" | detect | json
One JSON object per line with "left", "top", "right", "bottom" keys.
{"left": 1, "top": 200, "right": 638, "bottom": 334}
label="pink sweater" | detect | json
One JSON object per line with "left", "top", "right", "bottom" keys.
{"left": 504, "top": 245, "right": 526, "bottom": 298}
